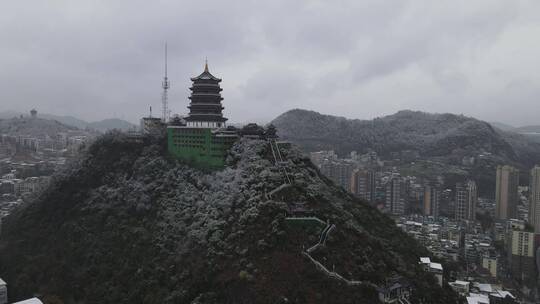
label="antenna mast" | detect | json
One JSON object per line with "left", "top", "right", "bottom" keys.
{"left": 161, "top": 42, "right": 170, "bottom": 123}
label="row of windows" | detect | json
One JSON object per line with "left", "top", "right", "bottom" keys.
{"left": 173, "top": 136, "right": 206, "bottom": 142}
{"left": 172, "top": 134, "right": 202, "bottom": 137}
{"left": 174, "top": 140, "right": 204, "bottom": 145}
{"left": 171, "top": 142, "right": 228, "bottom": 150}
{"left": 174, "top": 144, "right": 203, "bottom": 149}
{"left": 173, "top": 133, "right": 206, "bottom": 137}
{"left": 172, "top": 134, "right": 205, "bottom": 138}
{"left": 172, "top": 137, "right": 223, "bottom": 144}
{"left": 187, "top": 122, "right": 223, "bottom": 128}
{"left": 172, "top": 128, "right": 207, "bottom": 134}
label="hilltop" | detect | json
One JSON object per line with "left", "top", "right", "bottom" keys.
{"left": 490, "top": 121, "right": 540, "bottom": 134}
{"left": 0, "top": 117, "right": 78, "bottom": 137}
{"left": 271, "top": 109, "right": 538, "bottom": 163}
{"left": 490, "top": 121, "right": 540, "bottom": 143}
{"left": 86, "top": 118, "right": 137, "bottom": 132}
{"left": 0, "top": 111, "right": 136, "bottom": 132}
{"left": 0, "top": 132, "right": 456, "bottom": 303}
{"left": 271, "top": 109, "right": 540, "bottom": 194}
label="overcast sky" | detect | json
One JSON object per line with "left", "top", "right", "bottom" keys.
{"left": 1, "top": 1, "right": 539, "bottom": 126}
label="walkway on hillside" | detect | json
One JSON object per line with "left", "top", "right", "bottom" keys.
{"left": 265, "top": 138, "right": 416, "bottom": 302}
{"left": 302, "top": 221, "right": 378, "bottom": 289}
{"left": 284, "top": 216, "right": 326, "bottom": 226}
{"left": 269, "top": 139, "right": 291, "bottom": 184}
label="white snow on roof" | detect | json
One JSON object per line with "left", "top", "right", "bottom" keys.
{"left": 420, "top": 257, "right": 431, "bottom": 264}
{"left": 453, "top": 280, "right": 469, "bottom": 286}
{"left": 429, "top": 262, "right": 443, "bottom": 271}
{"left": 12, "top": 298, "right": 44, "bottom": 304}
{"left": 491, "top": 290, "right": 515, "bottom": 299}
{"left": 0, "top": 278, "right": 6, "bottom": 285}
{"left": 466, "top": 293, "right": 489, "bottom": 304}
{"left": 475, "top": 283, "right": 493, "bottom": 293}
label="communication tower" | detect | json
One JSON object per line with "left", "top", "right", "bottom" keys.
{"left": 161, "top": 43, "right": 170, "bottom": 122}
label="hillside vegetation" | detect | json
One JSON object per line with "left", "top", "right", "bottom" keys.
{"left": 272, "top": 109, "right": 540, "bottom": 164}
{"left": 0, "top": 132, "right": 456, "bottom": 303}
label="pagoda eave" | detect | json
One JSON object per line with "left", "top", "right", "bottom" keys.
{"left": 190, "top": 76, "right": 222, "bottom": 82}
{"left": 189, "top": 86, "right": 222, "bottom": 91}
{"left": 188, "top": 105, "right": 224, "bottom": 109}
{"left": 188, "top": 96, "right": 224, "bottom": 101}
{"left": 185, "top": 115, "right": 228, "bottom": 122}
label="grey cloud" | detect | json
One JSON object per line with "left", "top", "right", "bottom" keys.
{"left": 0, "top": 0, "right": 539, "bottom": 126}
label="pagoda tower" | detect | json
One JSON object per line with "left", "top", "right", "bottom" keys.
{"left": 185, "top": 61, "right": 227, "bottom": 128}
{"left": 167, "top": 61, "right": 238, "bottom": 168}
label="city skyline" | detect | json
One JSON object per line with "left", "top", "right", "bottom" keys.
{"left": 1, "top": 1, "right": 540, "bottom": 125}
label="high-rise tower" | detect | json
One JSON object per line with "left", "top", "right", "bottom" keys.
{"left": 350, "top": 169, "right": 375, "bottom": 202}
{"left": 528, "top": 166, "right": 540, "bottom": 232}
{"left": 385, "top": 174, "right": 405, "bottom": 215}
{"left": 455, "top": 180, "right": 478, "bottom": 221}
{"left": 424, "top": 183, "right": 441, "bottom": 218}
{"left": 161, "top": 43, "right": 170, "bottom": 122}
{"left": 495, "top": 165, "right": 519, "bottom": 220}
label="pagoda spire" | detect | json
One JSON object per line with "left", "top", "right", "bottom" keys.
{"left": 204, "top": 57, "right": 209, "bottom": 72}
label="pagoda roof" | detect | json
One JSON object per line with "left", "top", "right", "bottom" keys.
{"left": 191, "top": 61, "right": 222, "bottom": 82}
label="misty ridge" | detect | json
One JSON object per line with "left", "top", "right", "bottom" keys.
{"left": 272, "top": 109, "right": 540, "bottom": 164}
{"left": 0, "top": 111, "right": 136, "bottom": 133}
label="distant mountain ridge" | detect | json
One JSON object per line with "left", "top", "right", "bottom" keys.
{"left": 490, "top": 121, "right": 540, "bottom": 144}
{"left": 271, "top": 109, "right": 540, "bottom": 195}
{"left": 0, "top": 111, "right": 137, "bottom": 132}
{"left": 272, "top": 109, "right": 536, "bottom": 161}
{"left": 86, "top": 118, "right": 137, "bottom": 132}
{"left": 489, "top": 121, "right": 516, "bottom": 132}
{"left": 515, "top": 125, "right": 540, "bottom": 133}
{"left": 0, "top": 117, "right": 78, "bottom": 137}
{"left": 490, "top": 121, "right": 540, "bottom": 134}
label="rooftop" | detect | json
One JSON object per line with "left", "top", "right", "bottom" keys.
{"left": 453, "top": 280, "right": 470, "bottom": 286}
{"left": 490, "top": 290, "right": 515, "bottom": 299}
{"left": 466, "top": 293, "right": 489, "bottom": 304}
{"left": 429, "top": 262, "right": 443, "bottom": 271}
{"left": 190, "top": 61, "right": 222, "bottom": 82}
{"left": 12, "top": 298, "right": 44, "bottom": 304}
{"left": 474, "top": 283, "right": 493, "bottom": 293}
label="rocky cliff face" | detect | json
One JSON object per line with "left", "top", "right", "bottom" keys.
{"left": 0, "top": 132, "right": 456, "bottom": 303}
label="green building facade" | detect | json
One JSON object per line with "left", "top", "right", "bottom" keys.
{"left": 168, "top": 126, "right": 237, "bottom": 168}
